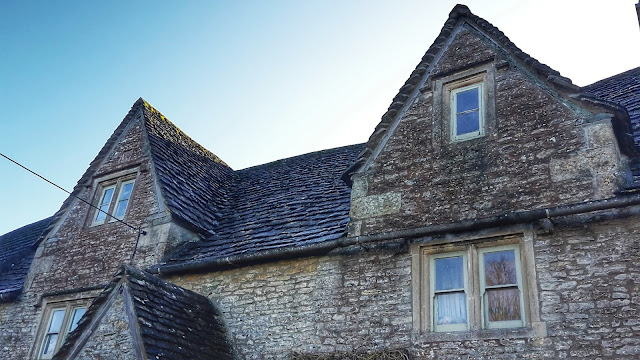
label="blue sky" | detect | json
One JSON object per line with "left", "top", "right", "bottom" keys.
{"left": 1, "top": 0, "right": 639, "bottom": 235}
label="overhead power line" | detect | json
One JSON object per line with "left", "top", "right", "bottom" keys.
{"left": 0, "top": 152, "right": 146, "bottom": 235}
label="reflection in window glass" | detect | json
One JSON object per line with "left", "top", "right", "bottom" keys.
{"left": 484, "top": 250, "right": 517, "bottom": 286}
{"left": 42, "top": 309, "right": 66, "bottom": 357}
{"left": 487, "top": 289, "right": 521, "bottom": 321}
{"left": 114, "top": 182, "right": 134, "bottom": 219}
{"left": 95, "top": 187, "right": 114, "bottom": 222}
{"left": 69, "top": 307, "right": 86, "bottom": 332}
{"left": 455, "top": 87, "right": 480, "bottom": 136}
{"left": 482, "top": 249, "right": 522, "bottom": 325}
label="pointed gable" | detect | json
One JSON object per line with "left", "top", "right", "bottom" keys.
{"left": 343, "top": 4, "right": 636, "bottom": 183}
{"left": 342, "top": 4, "right": 639, "bottom": 238}
{"left": 54, "top": 265, "right": 236, "bottom": 360}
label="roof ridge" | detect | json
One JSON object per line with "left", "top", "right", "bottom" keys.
{"left": 236, "top": 143, "right": 365, "bottom": 172}
{"left": 584, "top": 66, "right": 640, "bottom": 89}
{"left": 0, "top": 216, "right": 53, "bottom": 238}
{"left": 141, "top": 100, "right": 231, "bottom": 168}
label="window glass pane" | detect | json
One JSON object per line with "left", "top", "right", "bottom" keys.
{"left": 48, "top": 309, "right": 66, "bottom": 332}
{"left": 69, "top": 308, "right": 86, "bottom": 332}
{"left": 456, "top": 87, "right": 479, "bottom": 113}
{"left": 436, "top": 292, "right": 467, "bottom": 325}
{"left": 487, "top": 288, "right": 521, "bottom": 321}
{"left": 96, "top": 204, "right": 109, "bottom": 222}
{"left": 100, "top": 188, "right": 114, "bottom": 206}
{"left": 435, "top": 256, "right": 464, "bottom": 291}
{"left": 456, "top": 111, "right": 480, "bottom": 135}
{"left": 42, "top": 334, "right": 58, "bottom": 355}
{"left": 484, "top": 250, "right": 517, "bottom": 286}
{"left": 119, "top": 183, "right": 133, "bottom": 200}
{"left": 114, "top": 199, "right": 129, "bottom": 219}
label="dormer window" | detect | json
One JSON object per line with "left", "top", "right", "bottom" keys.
{"left": 451, "top": 83, "right": 484, "bottom": 141}
{"left": 92, "top": 177, "right": 136, "bottom": 225}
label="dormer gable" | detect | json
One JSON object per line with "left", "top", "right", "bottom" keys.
{"left": 346, "top": 4, "right": 638, "bottom": 238}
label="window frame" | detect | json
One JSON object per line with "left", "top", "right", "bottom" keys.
{"left": 478, "top": 244, "right": 526, "bottom": 329}
{"left": 450, "top": 82, "right": 485, "bottom": 142}
{"left": 90, "top": 175, "right": 136, "bottom": 226}
{"left": 37, "top": 302, "right": 88, "bottom": 359}
{"left": 412, "top": 231, "right": 545, "bottom": 338}
{"left": 429, "top": 251, "right": 470, "bottom": 332}
{"left": 112, "top": 179, "right": 135, "bottom": 220}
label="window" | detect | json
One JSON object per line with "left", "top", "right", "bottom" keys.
{"left": 478, "top": 246, "right": 525, "bottom": 329}
{"left": 428, "top": 244, "right": 524, "bottom": 332}
{"left": 430, "top": 252, "right": 469, "bottom": 332}
{"left": 92, "top": 178, "right": 135, "bottom": 225}
{"left": 38, "top": 305, "right": 87, "bottom": 359}
{"left": 450, "top": 83, "right": 484, "bottom": 141}
{"left": 412, "top": 234, "right": 544, "bottom": 336}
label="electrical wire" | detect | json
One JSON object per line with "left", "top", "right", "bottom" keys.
{"left": 0, "top": 152, "right": 146, "bottom": 235}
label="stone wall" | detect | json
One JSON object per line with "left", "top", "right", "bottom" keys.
{"left": 74, "top": 295, "right": 137, "bottom": 360}
{"left": 0, "top": 115, "right": 174, "bottom": 359}
{"left": 349, "top": 26, "right": 626, "bottom": 238}
{"left": 167, "top": 212, "right": 640, "bottom": 359}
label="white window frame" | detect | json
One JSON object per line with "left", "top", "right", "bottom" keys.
{"left": 93, "top": 185, "right": 116, "bottom": 224}
{"left": 112, "top": 179, "right": 135, "bottom": 220}
{"left": 90, "top": 177, "right": 136, "bottom": 226}
{"left": 427, "top": 244, "right": 525, "bottom": 333}
{"left": 37, "top": 303, "right": 87, "bottom": 359}
{"left": 414, "top": 233, "right": 543, "bottom": 336}
{"left": 478, "top": 244, "right": 526, "bottom": 329}
{"left": 429, "top": 251, "right": 469, "bottom": 332}
{"left": 450, "top": 82, "right": 484, "bottom": 142}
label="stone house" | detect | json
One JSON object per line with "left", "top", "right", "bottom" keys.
{"left": 2, "top": 4, "right": 640, "bottom": 359}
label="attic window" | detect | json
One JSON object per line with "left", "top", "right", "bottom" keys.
{"left": 451, "top": 83, "right": 484, "bottom": 141}
{"left": 91, "top": 177, "right": 136, "bottom": 225}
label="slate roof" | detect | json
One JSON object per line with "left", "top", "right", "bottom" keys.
{"left": 343, "top": 4, "right": 636, "bottom": 182}
{"left": 583, "top": 67, "right": 640, "bottom": 181}
{"left": 55, "top": 265, "right": 236, "bottom": 360}
{"left": 0, "top": 217, "right": 53, "bottom": 302}
{"left": 142, "top": 101, "right": 235, "bottom": 236}
{"left": 163, "top": 143, "right": 364, "bottom": 265}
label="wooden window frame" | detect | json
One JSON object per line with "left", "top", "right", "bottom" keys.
{"left": 478, "top": 244, "right": 526, "bottom": 329}
{"left": 429, "top": 251, "right": 469, "bottom": 332}
{"left": 36, "top": 302, "right": 88, "bottom": 359}
{"left": 90, "top": 175, "right": 136, "bottom": 226}
{"left": 412, "top": 230, "right": 546, "bottom": 338}
{"left": 450, "top": 82, "right": 485, "bottom": 142}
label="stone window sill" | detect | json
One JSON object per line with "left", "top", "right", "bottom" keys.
{"left": 412, "top": 321, "right": 547, "bottom": 342}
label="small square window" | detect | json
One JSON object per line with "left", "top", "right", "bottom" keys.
{"left": 38, "top": 304, "right": 87, "bottom": 359}
{"left": 451, "top": 83, "right": 484, "bottom": 141}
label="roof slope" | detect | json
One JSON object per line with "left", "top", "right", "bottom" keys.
{"left": 55, "top": 265, "right": 236, "bottom": 360}
{"left": 0, "top": 217, "right": 53, "bottom": 302}
{"left": 142, "top": 102, "right": 235, "bottom": 236}
{"left": 583, "top": 67, "right": 640, "bottom": 181}
{"left": 343, "top": 4, "right": 636, "bottom": 182}
{"left": 160, "top": 143, "right": 364, "bottom": 265}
